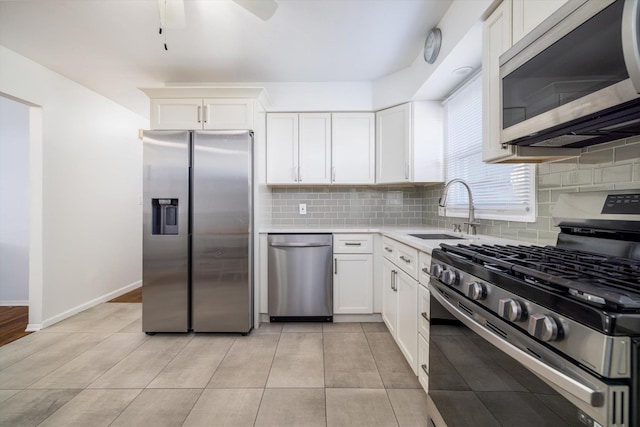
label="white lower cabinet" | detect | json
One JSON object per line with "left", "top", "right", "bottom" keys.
{"left": 333, "top": 254, "right": 373, "bottom": 314}
{"left": 382, "top": 258, "right": 398, "bottom": 336}
{"left": 333, "top": 234, "right": 373, "bottom": 314}
{"left": 396, "top": 268, "right": 418, "bottom": 373}
{"left": 381, "top": 238, "right": 418, "bottom": 375}
{"left": 418, "top": 333, "right": 429, "bottom": 393}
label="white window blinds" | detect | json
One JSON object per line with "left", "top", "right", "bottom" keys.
{"left": 443, "top": 73, "right": 536, "bottom": 222}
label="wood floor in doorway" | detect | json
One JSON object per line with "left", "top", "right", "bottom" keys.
{"left": 0, "top": 306, "right": 31, "bottom": 347}
{"left": 108, "top": 287, "right": 142, "bottom": 303}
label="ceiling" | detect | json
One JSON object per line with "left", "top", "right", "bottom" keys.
{"left": 0, "top": 0, "right": 453, "bottom": 117}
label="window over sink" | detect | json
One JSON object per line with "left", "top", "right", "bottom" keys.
{"left": 442, "top": 73, "right": 536, "bottom": 222}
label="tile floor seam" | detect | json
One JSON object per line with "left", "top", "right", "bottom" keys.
{"left": 362, "top": 327, "right": 386, "bottom": 389}
{"left": 176, "top": 387, "right": 206, "bottom": 427}
{"left": 254, "top": 328, "right": 281, "bottom": 427}
{"left": 250, "top": 388, "right": 266, "bottom": 427}
{"left": 143, "top": 333, "right": 197, "bottom": 389}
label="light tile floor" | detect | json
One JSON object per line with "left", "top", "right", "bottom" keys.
{"left": 0, "top": 303, "right": 429, "bottom": 426}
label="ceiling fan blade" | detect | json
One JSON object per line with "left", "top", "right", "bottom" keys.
{"left": 233, "top": 0, "right": 278, "bottom": 21}
{"left": 158, "top": 0, "right": 185, "bottom": 29}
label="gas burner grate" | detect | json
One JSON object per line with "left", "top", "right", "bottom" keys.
{"left": 440, "top": 243, "right": 640, "bottom": 310}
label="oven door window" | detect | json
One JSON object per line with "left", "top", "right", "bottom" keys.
{"left": 502, "top": 0, "right": 628, "bottom": 129}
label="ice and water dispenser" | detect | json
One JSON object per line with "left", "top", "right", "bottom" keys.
{"left": 152, "top": 199, "right": 179, "bottom": 235}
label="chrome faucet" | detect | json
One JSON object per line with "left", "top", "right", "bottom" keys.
{"left": 439, "top": 179, "right": 480, "bottom": 235}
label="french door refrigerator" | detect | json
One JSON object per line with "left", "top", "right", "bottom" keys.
{"left": 142, "top": 130, "right": 253, "bottom": 334}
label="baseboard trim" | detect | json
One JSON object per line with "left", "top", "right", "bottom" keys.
{"left": 25, "top": 323, "right": 42, "bottom": 331}
{"left": 40, "top": 280, "right": 141, "bottom": 329}
{"left": 0, "top": 300, "right": 29, "bottom": 306}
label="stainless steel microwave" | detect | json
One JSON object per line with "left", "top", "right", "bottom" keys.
{"left": 500, "top": 0, "right": 640, "bottom": 149}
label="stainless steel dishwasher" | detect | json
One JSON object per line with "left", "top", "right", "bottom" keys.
{"left": 268, "top": 234, "right": 333, "bottom": 322}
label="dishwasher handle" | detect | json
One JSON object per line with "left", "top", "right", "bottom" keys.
{"left": 269, "top": 242, "right": 332, "bottom": 248}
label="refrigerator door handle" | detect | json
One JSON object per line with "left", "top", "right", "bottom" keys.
{"left": 270, "top": 243, "right": 332, "bottom": 248}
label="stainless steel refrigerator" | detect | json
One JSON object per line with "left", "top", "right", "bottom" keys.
{"left": 142, "top": 130, "right": 253, "bottom": 334}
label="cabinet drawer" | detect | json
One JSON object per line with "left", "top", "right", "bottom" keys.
{"left": 381, "top": 237, "right": 397, "bottom": 261}
{"left": 419, "top": 251, "right": 431, "bottom": 285}
{"left": 395, "top": 241, "right": 418, "bottom": 279}
{"left": 418, "top": 333, "right": 429, "bottom": 394}
{"left": 333, "top": 234, "right": 373, "bottom": 254}
{"left": 419, "top": 284, "right": 430, "bottom": 338}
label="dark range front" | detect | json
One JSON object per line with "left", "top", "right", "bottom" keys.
{"left": 429, "top": 318, "right": 583, "bottom": 427}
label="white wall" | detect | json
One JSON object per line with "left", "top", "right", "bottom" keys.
{"left": 0, "top": 46, "right": 148, "bottom": 328}
{"left": 263, "top": 82, "right": 372, "bottom": 111}
{"left": 0, "top": 96, "right": 30, "bottom": 304}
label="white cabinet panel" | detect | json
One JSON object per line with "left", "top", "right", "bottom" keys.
{"left": 396, "top": 268, "right": 418, "bottom": 374}
{"left": 511, "top": 0, "right": 568, "bottom": 44}
{"left": 333, "top": 254, "right": 373, "bottom": 314}
{"left": 298, "top": 113, "right": 331, "bottom": 184}
{"left": 382, "top": 258, "right": 398, "bottom": 336}
{"left": 418, "top": 284, "right": 430, "bottom": 338}
{"left": 150, "top": 98, "right": 202, "bottom": 130}
{"left": 418, "top": 333, "right": 429, "bottom": 393}
{"left": 376, "top": 102, "right": 443, "bottom": 184}
{"left": 376, "top": 104, "right": 410, "bottom": 183}
{"left": 266, "top": 113, "right": 299, "bottom": 184}
{"left": 203, "top": 98, "right": 253, "bottom": 130}
{"left": 332, "top": 113, "right": 375, "bottom": 184}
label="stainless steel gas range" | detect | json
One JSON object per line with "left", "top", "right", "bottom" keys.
{"left": 428, "top": 190, "right": 640, "bottom": 427}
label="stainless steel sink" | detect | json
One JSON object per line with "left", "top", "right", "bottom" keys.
{"left": 408, "top": 233, "right": 465, "bottom": 240}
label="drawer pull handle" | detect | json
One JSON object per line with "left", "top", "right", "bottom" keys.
{"left": 345, "top": 242, "right": 362, "bottom": 246}
{"left": 384, "top": 247, "right": 393, "bottom": 252}
{"left": 421, "top": 268, "right": 430, "bottom": 275}
{"left": 421, "top": 364, "right": 428, "bottom": 375}
{"left": 400, "top": 255, "right": 411, "bottom": 263}
{"left": 421, "top": 312, "right": 429, "bottom": 321}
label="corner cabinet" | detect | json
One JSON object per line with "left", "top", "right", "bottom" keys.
{"left": 376, "top": 102, "right": 443, "bottom": 184}
{"left": 482, "top": 0, "right": 577, "bottom": 163}
{"left": 150, "top": 98, "right": 254, "bottom": 130}
{"left": 266, "top": 113, "right": 331, "bottom": 185}
{"left": 331, "top": 113, "right": 375, "bottom": 184}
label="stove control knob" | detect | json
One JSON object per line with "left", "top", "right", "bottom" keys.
{"left": 465, "top": 281, "right": 486, "bottom": 301}
{"left": 430, "top": 264, "right": 444, "bottom": 279}
{"left": 528, "top": 314, "right": 560, "bottom": 342}
{"left": 441, "top": 269, "right": 459, "bottom": 286}
{"left": 498, "top": 298, "right": 525, "bottom": 322}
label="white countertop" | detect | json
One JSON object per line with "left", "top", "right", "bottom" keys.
{"left": 259, "top": 226, "right": 526, "bottom": 254}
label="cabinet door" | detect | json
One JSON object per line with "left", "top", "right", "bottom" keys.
{"left": 266, "top": 113, "right": 298, "bottom": 184}
{"left": 396, "top": 269, "right": 418, "bottom": 374}
{"left": 203, "top": 98, "right": 254, "bottom": 130}
{"left": 333, "top": 254, "right": 373, "bottom": 314}
{"left": 298, "top": 113, "right": 331, "bottom": 184}
{"left": 418, "top": 333, "right": 429, "bottom": 393}
{"left": 512, "top": 0, "right": 568, "bottom": 44}
{"left": 482, "top": 1, "right": 514, "bottom": 163}
{"left": 381, "top": 258, "right": 398, "bottom": 336}
{"left": 376, "top": 104, "right": 410, "bottom": 183}
{"left": 332, "top": 113, "right": 375, "bottom": 184}
{"left": 150, "top": 98, "right": 202, "bottom": 130}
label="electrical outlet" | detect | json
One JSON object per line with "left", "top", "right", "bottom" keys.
{"left": 299, "top": 203, "right": 307, "bottom": 215}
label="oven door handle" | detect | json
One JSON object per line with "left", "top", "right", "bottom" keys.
{"left": 430, "top": 285, "right": 605, "bottom": 408}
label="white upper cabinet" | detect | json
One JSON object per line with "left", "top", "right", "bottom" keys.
{"left": 331, "top": 113, "right": 375, "bottom": 184}
{"left": 511, "top": 0, "right": 568, "bottom": 44}
{"left": 150, "top": 98, "right": 202, "bottom": 130}
{"left": 298, "top": 113, "right": 332, "bottom": 184}
{"left": 266, "top": 113, "right": 299, "bottom": 184}
{"left": 266, "top": 113, "right": 331, "bottom": 185}
{"left": 376, "top": 102, "right": 443, "bottom": 184}
{"left": 150, "top": 98, "right": 254, "bottom": 130}
{"left": 202, "top": 98, "right": 254, "bottom": 130}
{"left": 482, "top": 0, "right": 574, "bottom": 163}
